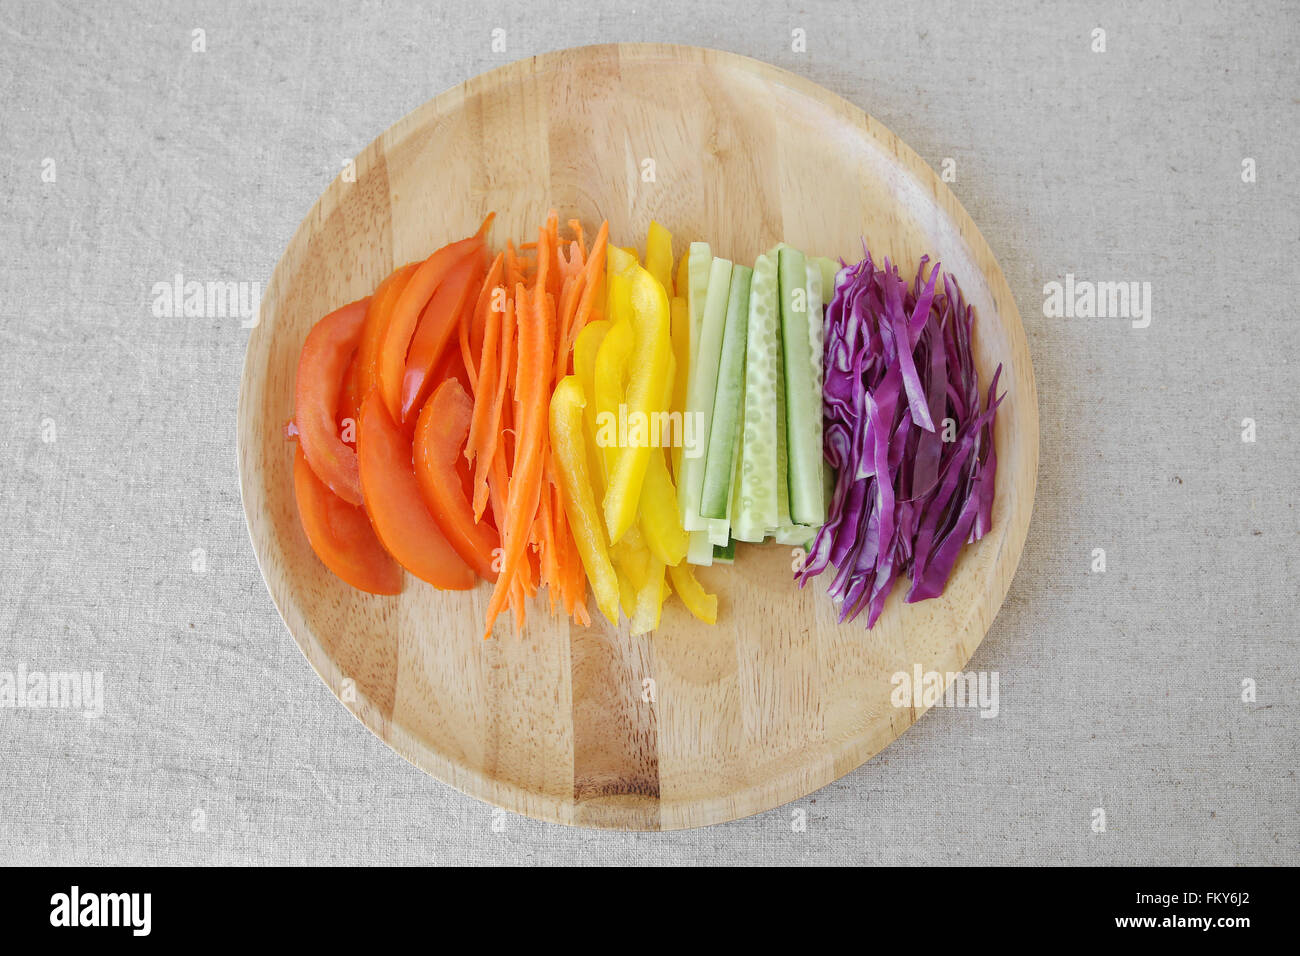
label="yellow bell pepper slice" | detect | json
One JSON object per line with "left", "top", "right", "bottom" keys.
{"left": 638, "top": 351, "right": 688, "bottom": 566}
{"left": 608, "top": 246, "right": 637, "bottom": 273}
{"left": 617, "top": 573, "right": 637, "bottom": 618}
{"left": 645, "top": 221, "right": 674, "bottom": 296}
{"left": 549, "top": 376, "right": 620, "bottom": 626}
{"left": 574, "top": 319, "right": 611, "bottom": 494}
{"left": 667, "top": 562, "right": 717, "bottom": 625}
{"left": 611, "top": 524, "right": 651, "bottom": 618}
{"left": 639, "top": 449, "right": 687, "bottom": 565}
{"left": 602, "top": 265, "right": 671, "bottom": 544}
{"left": 593, "top": 310, "right": 634, "bottom": 487}
{"left": 604, "top": 244, "right": 638, "bottom": 325}
{"left": 630, "top": 555, "right": 667, "bottom": 636}
{"left": 675, "top": 251, "right": 690, "bottom": 299}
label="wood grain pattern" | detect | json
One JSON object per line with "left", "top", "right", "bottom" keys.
{"left": 236, "top": 43, "right": 1039, "bottom": 830}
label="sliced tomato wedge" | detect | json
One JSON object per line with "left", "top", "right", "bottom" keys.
{"left": 401, "top": 249, "right": 483, "bottom": 422}
{"left": 293, "top": 445, "right": 402, "bottom": 595}
{"left": 294, "top": 297, "right": 370, "bottom": 505}
{"left": 413, "top": 379, "right": 499, "bottom": 581}
{"left": 357, "top": 391, "right": 476, "bottom": 591}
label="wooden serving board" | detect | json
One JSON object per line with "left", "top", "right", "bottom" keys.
{"left": 237, "top": 43, "right": 1038, "bottom": 830}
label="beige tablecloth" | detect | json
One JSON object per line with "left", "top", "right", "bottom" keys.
{"left": 1, "top": 0, "right": 1295, "bottom": 864}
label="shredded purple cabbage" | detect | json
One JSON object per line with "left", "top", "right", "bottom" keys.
{"left": 798, "top": 245, "right": 1004, "bottom": 627}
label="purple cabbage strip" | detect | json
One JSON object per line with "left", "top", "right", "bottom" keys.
{"left": 798, "top": 246, "right": 1005, "bottom": 627}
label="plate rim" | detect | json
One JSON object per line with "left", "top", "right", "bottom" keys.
{"left": 237, "top": 41, "right": 1039, "bottom": 831}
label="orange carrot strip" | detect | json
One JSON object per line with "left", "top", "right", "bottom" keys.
{"left": 471, "top": 292, "right": 513, "bottom": 522}
{"left": 505, "top": 240, "right": 524, "bottom": 291}
{"left": 570, "top": 221, "right": 609, "bottom": 344}
{"left": 483, "top": 282, "right": 552, "bottom": 638}
{"left": 461, "top": 250, "right": 503, "bottom": 397}
{"left": 465, "top": 285, "right": 503, "bottom": 492}
{"left": 552, "top": 274, "right": 583, "bottom": 385}
{"left": 537, "top": 493, "right": 558, "bottom": 611}
{"left": 463, "top": 254, "right": 505, "bottom": 451}
{"left": 568, "top": 219, "right": 587, "bottom": 261}
{"left": 551, "top": 483, "right": 579, "bottom": 618}
{"left": 545, "top": 211, "right": 561, "bottom": 299}
{"left": 532, "top": 228, "right": 549, "bottom": 304}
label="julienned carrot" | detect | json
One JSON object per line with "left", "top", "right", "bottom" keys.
{"left": 464, "top": 283, "right": 501, "bottom": 475}
{"left": 482, "top": 280, "right": 553, "bottom": 638}
{"left": 553, "top": 273, "right": 586, "bottom": 384}
{"left": 540, "top": 246, "right": 589, "bottom": 611}
{"left": 462, "top": 252, "right": 505, "bottom": 397}
{"left": 470, "top": 291, "right": 512, "bottom": 521}
{"left": 505, "top": 239, "right": 529, "bottom": 291}
{"left": 445, "top": 214, "right": 608, "bottom": 636}
{"left": 568, "top": 219, "right": 587, "bottom": 261}
{"left": 566, "top": 221, "right": 609, "bottom": 358}
{"left": 544, "top": 211, "right": 562, "bottom": 302}
{"left": 484, "top": 286, "right": 515, "bottom": 534}
{"left": 536, "top": 490, "right": 558, "bottom": 610}
{"left": 529, "top": 221, "right": 561, "bottom": 607}
{"left": 551, "top": 223, "right": 607, "bottom": 618}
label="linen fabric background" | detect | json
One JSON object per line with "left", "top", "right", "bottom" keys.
{"left": 1, "top": 0, "right": 1295, "bottom": 864}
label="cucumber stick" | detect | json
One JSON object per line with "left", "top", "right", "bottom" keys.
{"left": 774, "top": 525, "right": 815, "bottom": 548}
{"left": 686, "top": 530, "right": 715, "bottom": 565}
{"left": 707, "top": 422, "right": 740, "bottom": 546}
{"left": 700, "top": 264, "right": 751, "bottom": 519}
{"left": 686, "top": 242, "right": 712, "bottom": 360}
{"left": 813, "top": 256, "right": 839, "bottom": 304}
{"left": 805, "top": 258, "right": 825, "bottom": 478}
{"left": 729, "top": 402, "right": 746, "bottom": 529}
{"left": 778, "top": 246, "right": 825, "bottom": 526}
{"left": 709, "top": 320, "right": 748, "bottom": 547}
{"left": 732, "top": 252, "right": 780, "bottom": 542}
{"left": 679, "top": 256, "right": 732, "bottom": 534}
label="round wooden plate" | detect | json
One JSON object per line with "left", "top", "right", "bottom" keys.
{"left": 238, "top": 43, "right": 1038, "bottom": 830}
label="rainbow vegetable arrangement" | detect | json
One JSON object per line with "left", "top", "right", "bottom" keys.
{"left": 288, "top": 212, "right": 1004, "bottom": 636}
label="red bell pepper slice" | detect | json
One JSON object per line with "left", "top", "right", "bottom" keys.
{"left": 354, "top": 262, "right": 419, "bottom": 406}
{"left": 337, "top": 351, "right": 362, "bottom": 445}
{"left": 378, "top": 215, "right": 493, "bottom": 423}
{"left": 294, "top": 296, "right": 370, "bottom": 505}
{"left": 401, "top": 249, "right": 483, "bottom": 422}
{"left": 356, "top": 391, "right": 476, "bottom": 591}
{"left": 293, "top": 445, "right": 402, "bottom": 595}
{"left": 413, "top": 379, "right": 499, "bottom": 581}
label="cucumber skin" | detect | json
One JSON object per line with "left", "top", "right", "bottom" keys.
{"left": 778, "top": 246, "right": 825, "bottom": 527}
{"left": 700, "top": 264, "right": 752, "bottom": 520}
